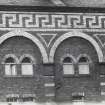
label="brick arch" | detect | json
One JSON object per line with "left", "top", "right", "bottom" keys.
{"left": 0, "top": 30, "right": 48, "bottom": 63}
{"left": 49, "top": 31, "right": 103, "bottom": 63}
{"left": 60, "top": 54, "right": 76, "bottom": 63}
{"left": 2, "top": 54, "right": 19, "bottom": 64}
{"left": 77, "top": 54, "right": 92, "bottom": 63}
{"left": 19, "top": 54, "right": 36, "bottom": 64}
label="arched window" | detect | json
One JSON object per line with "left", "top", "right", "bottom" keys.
{"left": 21, "top": 57, "right": 33, "bottom": 75}
{"left": 63, "top": 57, "right": 74, "bottom": 75}
{"left": 78, "top": 56, "right": 90, "bottom": 74}
{"left": 5, "top": 57, "right": 17, "bottom": 76}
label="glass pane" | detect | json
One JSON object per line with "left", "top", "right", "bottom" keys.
{"left": 63, "top": 64, "right": 74, "bottom": 74}
{"left": 22, "top": 64, "right": 33, "bottom": 75}
{"left": 5, "top": 65, "right": 11, "bottom": 75}
{"left": 5, "top": 65, "right": 16, "bottom": 75}
{"left": 11, "top": 65, "right": 16, "bottom": 75}
{"left": 79, "top": 64, "right": 89, "bottom": 74}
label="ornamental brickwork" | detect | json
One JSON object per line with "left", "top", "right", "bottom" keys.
{"left": 0, "top": 8, "right": 104, "bottom": 102}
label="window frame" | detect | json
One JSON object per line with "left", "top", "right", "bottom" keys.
{"left": 20, "top": 55, "right": 34, "bottom": 76}
{"left": 78, "top": 55, "right": 91, "bottom": 75}
{"left": 72, "top": 92, "right": 85, "bottom": 102}
{"left": 21, "top": 63, "right": 33, "bottom": 76}
{"left": 63, "top": 63, "right": 75, "bottom": 75}
{"left": 5, "top": 63, "right": 17, "bottom": 76}
{"left": 62, "top": 56, "right": 75, "bottom": 76}
{"left": 78, "top": 63, "right": 90, "bottom": 75}
{"left": 6, "top": 97, "right": 18, "bottom": 102}
{"left": 4, "top": 56, "right": 18, "bottom": 76}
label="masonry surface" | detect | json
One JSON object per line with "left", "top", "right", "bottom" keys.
{"left": 0, "top": 7, "right": 105, "bottom": 103}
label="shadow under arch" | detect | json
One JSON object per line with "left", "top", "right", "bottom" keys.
{"left": 2, "top": 54, "right": 19, "bottom": 64}
{"left": 19, "top": 54, "right": 36, "bottom": 64}
{"left": 49, "top": 31, "right": 103, "bottom": 63}
{"left": 0, "top": 30, "right": 48, "bottom": 63}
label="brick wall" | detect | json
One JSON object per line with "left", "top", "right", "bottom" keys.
{"left": 54, "top": 37, "right": 100, "bottom": 102}
{"left": 0, "top": 33, "right": 102, "bottom": 102}
{"left": 0, "top": 9, "right": 104, "bottom": 102}
{"left": 0, "top": 31, "right": 102, "bottom": 102}
{"left": 0, "top": 36, "right": 45, "bottom": 102}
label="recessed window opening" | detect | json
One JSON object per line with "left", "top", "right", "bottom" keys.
{"left": 21, "top": 56, "right": 33, "bottom": 75}
{"left": 79, "top": 57, "right": 88, "bottom": 63}
{"left": 63, "top": 57, "right": 72, "bottom": 63}
{"left": 72, "top": 95, "right": 84, "bottom": 101}
{"left": 7, "top": 97, "right": 18, "bottom": 102}
{"left": 63, "top": 57, "right": 74, "bottom": 75}
{"left": 72, "top": 92, "right": 85, "bottom": 101}
{"left": 5, "top": 57, "right": 15, "bottom": 63}
{"left": 21, "top": 57, "right": 32, "bottom": 63}
{"left": 22, "top": 97, "right": 34, "bottom": 102}
{"left": 5, "top": 57, "right": 17, "bottom": 76}
{"left": 78, "top": 56, "right": 90, "bottom": 75}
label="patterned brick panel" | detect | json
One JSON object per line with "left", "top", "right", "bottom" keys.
{"left": 0, "top": 12, "right": 105, "bottom": 29}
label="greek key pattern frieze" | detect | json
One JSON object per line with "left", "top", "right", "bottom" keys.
{"left": 1, "top": 13, "right": 105, "bottom": 29}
